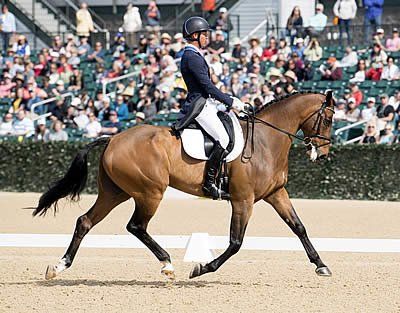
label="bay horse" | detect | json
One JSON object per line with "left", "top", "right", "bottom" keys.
{"left": 32, "top": 91, "right": 335, "bottom": 280}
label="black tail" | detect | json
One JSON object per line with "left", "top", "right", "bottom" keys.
{"left": 33, "top": 137, "right": 111, "bottom": 217}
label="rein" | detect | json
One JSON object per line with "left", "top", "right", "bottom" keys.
{"left": 241, "top": 98, "right": 334, "bottom": 162}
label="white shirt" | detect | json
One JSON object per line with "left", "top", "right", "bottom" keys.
{"left": 74, "top": 114, "right": 90, "bottom": 130}
{"left": 0, "top": 121, "right": 13, "bottom": 136}
{"left": 123, "top": 7, "right": 142, "bottom": 32}
{"left": 360, "top": 107, "right": 376, "bottom": 120}
{"left": 339, "top": 51, "right": 358, "bottom": 68}
{"left": 12, "top": 118, "right": 34, "bottom": 137}
{"left": 84, "top": 120, "right": 102, "bottom": 137}
{"left": 381, "top": 64, "right": 399, "bottom": 80}
{"left": 389, "top": 96, "right": 400, "bottom": 111}
{"left": 334, "top": 108, "right": 347, "bottom": 121}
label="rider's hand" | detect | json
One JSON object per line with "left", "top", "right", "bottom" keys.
{"left": 231, "top": 97, "right": 246, "bottom": 113}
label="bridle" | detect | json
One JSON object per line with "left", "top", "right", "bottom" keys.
{"left": 241, "top": 97, "right": 335, "bottom": 161}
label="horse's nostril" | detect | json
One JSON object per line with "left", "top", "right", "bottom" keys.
{"left": 318, "top": 154, "right": 327, "bottom": 161}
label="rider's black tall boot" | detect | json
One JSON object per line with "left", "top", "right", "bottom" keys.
{"left": 202, "top": 141, "right": 230, "bottom": 200}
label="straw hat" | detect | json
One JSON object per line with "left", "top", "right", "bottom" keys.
{"left": 284, "top": 70, "right": 296, "bottom": 81}
{"left": 248, "top": 36, "right": 260, "bottom": 46}
{"left": 232, "top": 37, "right": 241, "bottom": 45}
{"left": 269, "top": 68, "right": 282, "bottom": 77}
{"left": 160, "top": 33, "right": 172, "bottom": 41}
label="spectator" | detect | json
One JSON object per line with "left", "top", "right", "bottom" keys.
{"left": 359, "top": 120, "right": 378, "bottom": 144}
{"left": 267, "top": 68, "right": 282, "bottom": 87}
{"left": 375, "top": 93, "right": 395, "bottom": 131}
{"left": 208, "top": 30, "right": 226, "bottom": 56}
{"left": 49, "top": 96, "right": 67, "bottom": 121}
{"left": 303, "top": 38, "right": 323, "bottom": 62}
{"left": 10, "top": 110, "right": 34, "bottom": 137}
{"left": 333, "top": 0, "right": 357, "bottom": 46}
{"left": 385, "top": 28, "right": 400, "bottom": 52}
{"left": 68, "top": 65, "right": 83, "bottom": 92}
{"left": 230, "top": 37, "right": 246, "bottom": 62}
{"left": 320, "top": 56, "right": 343, "bottom": 80}
{"left": 138, "top": 34, "right": 148, "bottom": 53}
{"left": 160, "top": 33, "right": 172, "bottom": 54}
{"left": 107, "top": 61, "right": 122, "bottom": 79}
{"left": 367, "top": 43, "right": 387, "bottom": 67}
{"left": 364, "top": 0, "right": 384, "bottom": 45}
{"left": 8, "top": 87, "right": 26, "bottom": 114}
{"left": 390, "top": 123, "right": 400, "bottom": 144}
{"left": 146, "top": 34, "right": 161, "bottom": 55}
{"left": 251, "top": 63, "right": 265, "bottom": 85}
{"left": 123, "top": 3, "right": 142, "bottom": 47}
{"left": 266, "top": 56, "right": 285, "bottom": 81}
{"left": 389, "top": 90, "right": 400, "bottom": 111}
{"left": 58, "top": 54, "right": 73, "bottom": 84}
{"left": 285, "top": 6, "right": 303, "bottom": 46}
{"left": 291, "top": 38, "right": 306, "bottom": 59}
{"left": 304, "top": 3, "right": 327, "bottom": 39}
{"left": 83, "top": 112, "right": 102, "bottom": 138}
{"left": 142, "top": 95, "right": 158, "bottom": 122}
{"left": 63, "top": 103, "right": 78, "bottom": 129}
{"left": 247, "top": 53, "right": 263, "bottom": 73}
{"left": 365, "top": 61, "right": 383, "bottom": 80}
{"left": 247, "top": 36, "right": 262, "bottom": 59}
{"left": 112, "top": 95, "right": 129, "bottom": 120}
{"left": 0, "top": 5, "right": 16, "bottom": 52}
{"left": 219, "top": 64, "right": 231, "bottom": 86}
{"left": 378, "top": 122, "right": 394, "bottom": 144}
{"left": 228, "top": 73, "right": 242, "bottom": 98}
{"left": 171, "top": 33, "right": 184, "bottom": 57}
{"left": 261, "top": 37, "right": 278, "bottom": 62}
{"left": 26, "top": 87, "right": 43, "bottom": 115}
{"left": 285, "top": 56, "right": 304, "bottom": 81}
{"left": 98, "top": 96, "right": 111, "bottom": 121}
{"left": 87, "top": 41, "right": 105, "bottom": 63}
{"left": 76, "top": 2, "right": 94, "bottom": 38}
{"left": 381, "top": 56, "right": 399, "bottom": 80}
{"left": 77, "top": 36, "right": 91, "bottom": 56}
{"left": 34, "top": 118, "right": 50, "bottom": 141}
{"left": 339, "top": 46, "right": 358, "bottom": 67}
{"left": 0, "top": 112, "right": 14, "bottom": 136}
{"left": 360, "top": 97, "right": 377, "bottom": 120}
{"left": 349, "top": 82, "right": 363, "bottom": 105}
{"left": 213, "top": 7, "right": 233, "bottom": 39}
{"left": 65, "top": 33, "right": 77, "bottom": 57}
{"left": 345, "top": 97, "right": 360, "bottom": 122}
{"left": 350, "top": 59, "right": 367, "bottom": 83}
{"left": 0, "top": 73, "right": 15, "bottom": 97}
{"left": 277, "top": 38, "right": 292, "bottom": 60}
{"left": 158, "top": 86, "right": 177, "bottom": 112}
{"left": 13, "top": 35, "right": 31, "bottom": 57}
{"left": 9, "top": 56, "right": 25, "bottom": 79}
{"left": 209, "top": 54, "right": 222, "bottom": 76}
{"left": 68, "top": 47, "right": 81, "bottom": 67}
{"left": 145, "top": 1, "right": 161, "bottom": 39}
{"left": 374, "top": 28, "right": 386, "bottom": 49}
{"left": 134, "top": 112, "right": 145, "bottom": 125}
{"left": 334, "top": 99, "right": 347, "bottom": 121}
{"left": 47, "top": 120, "right": 68, "bottom": 141}
{"left": 73, "top": 105, "right": 90, "bottom": 130}
{"left": 100, "top": 110, "right": 121, "bottom": 136}
{"left": 50, "top": 35, "right": 66, "bottom": 55}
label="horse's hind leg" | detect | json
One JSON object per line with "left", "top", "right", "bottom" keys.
{"left": 45, "top": 190, "right": 130, "bottom": 280}
{"left": 265, "top": 187, "right": 332, "bottom": 277}
{"left": 126, "top": 195, "right": 175, "bottom": 280}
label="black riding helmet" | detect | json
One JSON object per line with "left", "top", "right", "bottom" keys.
{"left": 182, "top": 16, "right": 211, "bottom": 47}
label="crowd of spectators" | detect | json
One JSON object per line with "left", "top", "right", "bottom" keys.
{"left": 0, "top": 1, "right": 399, "bottom": 144}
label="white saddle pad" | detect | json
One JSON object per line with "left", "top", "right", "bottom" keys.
{"left": 180, "top": 111, "right": 244, "bottom": 162}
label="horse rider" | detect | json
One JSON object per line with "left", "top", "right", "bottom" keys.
{"left": 173, "top": 16, "right": 246, "bottom": 199}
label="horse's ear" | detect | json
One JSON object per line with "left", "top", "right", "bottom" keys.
{"left": 325, "top": 90, "right": 334, "bottom": 105}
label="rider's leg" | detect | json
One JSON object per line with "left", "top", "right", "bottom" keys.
{"left": 195, "top": 99, "right": 230, "bottom": 199}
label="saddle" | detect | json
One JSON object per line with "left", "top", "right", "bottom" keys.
{"left": 172, "top": 110, "right": 244, "bottom": 198}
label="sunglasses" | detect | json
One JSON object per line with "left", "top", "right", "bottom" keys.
{"left": 368, "top": 126, "right": 375, "bottom": 128}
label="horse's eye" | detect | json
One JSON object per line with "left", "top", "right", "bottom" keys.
{"left": 323, "top": 118, "right": 332, "bottom": 127}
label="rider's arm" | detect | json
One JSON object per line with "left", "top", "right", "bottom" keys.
{"left": 189, "top": 54, "right": 233, "bottom": 108}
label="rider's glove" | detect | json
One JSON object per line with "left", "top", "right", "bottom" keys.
{"left": 231, "top": 97, "right": 246, "bottom": 112}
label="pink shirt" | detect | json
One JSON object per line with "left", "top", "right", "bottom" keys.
{"left": 385, "top": 37, "right": 400, "bottom": 52}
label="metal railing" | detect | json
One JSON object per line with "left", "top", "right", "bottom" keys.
{"left": 334, "top": 118, "right": 371, "bottom": 145}
{"left": 102, "top": 71, "right": 143, "bottom": 99}
{"left": 30, "top": 92, "right": 74, "bottom": 120}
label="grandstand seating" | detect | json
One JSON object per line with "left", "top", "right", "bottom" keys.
{"left": 1, "top": 44, "right": 399, "bottom": 144}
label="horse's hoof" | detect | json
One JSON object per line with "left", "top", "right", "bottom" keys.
{"left": 161, "top": 269, "right": 176, "bottom": 280}
{"left": 189, "top": 263, "right": 203, "bottom": 279}
{"left": 45, "top": 265, "right": 57, "bottom": 280}
{"left": 315, "top": 266, "right": 332, "bottom": 277}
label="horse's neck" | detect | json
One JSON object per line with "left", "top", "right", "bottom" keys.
{"left": 254, "top": 95, "right": 320, "bottom": 151}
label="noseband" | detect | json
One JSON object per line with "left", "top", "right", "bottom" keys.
{"left": 241, "top": 98, "right": 334, "bottom": 161}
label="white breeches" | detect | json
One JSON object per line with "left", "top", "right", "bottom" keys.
{"left": 195, "top": 98, "right": 230, "bottom": 149}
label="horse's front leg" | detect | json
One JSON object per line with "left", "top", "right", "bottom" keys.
{"left": 189, "top": 199, "right": 253, "bottom": 279}
{"left": 265, "top": 187, "right": 332, "bottom": 276}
